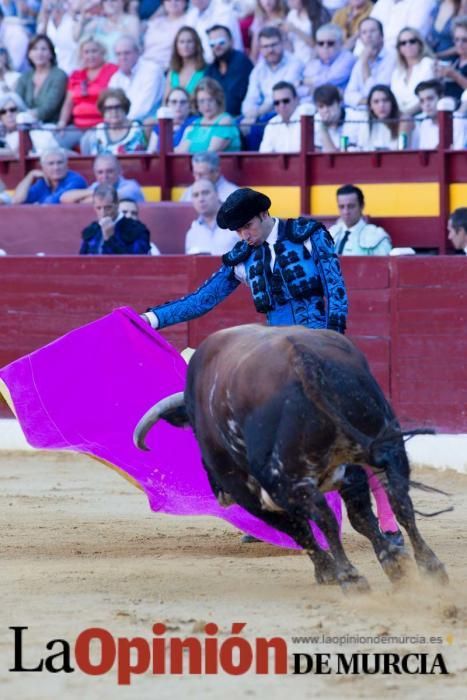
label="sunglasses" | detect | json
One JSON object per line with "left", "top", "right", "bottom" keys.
{"left": 0, "top": 106, "right": 18, "bottom": 115}
{"left": 398, "top": 38, "right": 419, "bottom": 47}
{"left": 454, "top": 36, "right": 467, "bottom": 43}
{"left": 209, "top": 38, "right": 227, "bottom": 48}
{"left": 317, "top": 40, "right": 336, "bottom": 47}
{"left": 168, "top": 98, "right": 189, "bottom": 105}
{"left": 273, "top": 97, "right": 292, "bottom": 106}
{"left": 103, "top": 103, "right": 124, "bottom": 111}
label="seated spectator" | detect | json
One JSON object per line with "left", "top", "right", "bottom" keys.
{"left": 332, "top": 0, "right": 373, "bottom": 51}
{"left": 80, "top": 183, "right": 150, "bottom": 255}
{"left": 355, "top": 84, "right": 400, "bottom": 150}
{"left": 185, "top": 0, "right": 244, "bottom": 63}
{"left": 259, "top": 80, "right": 303, "bottom": 152}
{"left": 313, "top": 83, "right": 358, "bottom": 150}
{"left": 329, "top": 184, "right": 392, "bottom": 255}
{"left": 0, "top": 45, "right": 19, "bottom": 92}
{"left": 302, "top": 23, "right": 356, "bottom": 96}
{"left": 73, "top": 0, "right": 140, "bottom": 63}
{"left": 176, "top": 77, "right": 241, "bottom": 153}
{"left": 146, "top": 87, "right": 196, "bottom": 151}
{"left": 57, "top": 38, "right": 118, "bottom": 150}
{"left": 427, "top": 0, "right": 464, "bottom": 57}
{"left": 36, "top": 0, "right": 79, "bottom": 74}
{"left": 61, "top": 153, "right": 145, "bottom": 204}
{"left": 447, "top": 206, "right": 467, "bottom": 252}
{"left": 184, "top": 178, "right": 239, "bottom": 254}
{"left": 411, "top": 79, "right": 445, "bottom": 148}
{"left": 0, "top": 176, "right": 11, "bottom": 204}
{"left": 435, "top": 16, "right": 467, "bottom": 103}
{"left": 391, "top": 27, "right": 435, "bottom": 115}
{"left": 12, "top": 147, "right": 87, "bottom": 204}
{"left": 453, "top": 87, "right": 467, "bottom": 148}
{"left": 164, "top": 26, "right": 206, "bottom": 101}
{"left": 241, "top": 26, "right": 304, "bottom": 121}
{"left": 205, "top": 24, "right": 253, "bottom": 117}
{"left": 15, "top": 34, "right": 68, "bottom": 124}
{"left": 344, "top": 17, "right": 396, "bottom": 108}
{"left": 81, "top": 87, "right": 147, "bottom": 155}
{"left": 109, "top": 36, "right": 165, "bottom": 122}
{"left": 249, "top": 0, "right": 288, "bottom": 62}
{"left": 0, "top": 8, "right": 29, "bottom": 71}
{"left": 118, "top": 197, "right": 162, "bottom": 255}
{"left": 283, "top": 0, "right": 330, "bottom": 65}
{"left": 143, "top": 0, "right": 189, "bottom": 71}
{"left": 0, "top": 92, "right": 60, "bottom": 156}
{"left": 180, "top": 151, "right": 239, "bottom": 201}
{"left": 370, "top": 0, "right": 437, "bottom": 50}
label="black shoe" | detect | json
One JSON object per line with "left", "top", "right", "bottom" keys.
{"left": 241, "top": 534, "right": 261, "bottom": 544}
{"left": 383, "top": 529, "right": 405, "bottom": 548}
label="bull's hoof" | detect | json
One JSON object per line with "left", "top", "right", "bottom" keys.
{"left": 315, "top": 567, "right": 340, "bottom": 586}
{"left": 380, "top": 550, "right": 411, "bottom": 583}
{"left": 421, "top": 560, "right": 449, "bottom": 585}
{"left": 340, "top": 574, "right": 371, "bottom": 594}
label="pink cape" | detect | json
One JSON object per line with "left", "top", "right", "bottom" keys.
{"left": 0, "top": 307, "right": 341, "bottom": 548}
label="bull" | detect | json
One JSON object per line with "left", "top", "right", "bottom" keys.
{"left": 134, "top": 325, "right": 447, "bottom": 592}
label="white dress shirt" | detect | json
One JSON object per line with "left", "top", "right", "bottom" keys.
{"left": 259, "top": 106, "right": 302, "bottom": 153}
{"left": 241, "top": 53, "right": 304, "bottom": 116}
{"left": 411, "top": 115, "right": 439, "bottom": 149}
{"left": 181, "top": 176, "right": 239, "bottom": 203}
{"left": 109, "top": 58, "right": 165, "bottom": 121}
{"left": 370, "top": 0, "right": 437, "bottom": 49}
{"left": 185, "top": 216, "right": 240, "bottom": 255}
{"left": 330, "top": 217, "right": 392, "bottom": 255}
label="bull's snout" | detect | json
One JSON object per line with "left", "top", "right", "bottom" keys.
{"left": 133, "top": 392, "right": 185, "bottom": 451}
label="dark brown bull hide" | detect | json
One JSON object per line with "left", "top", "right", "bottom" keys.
{"left": 135, "top": 325, "right": 447, "bottom": 592}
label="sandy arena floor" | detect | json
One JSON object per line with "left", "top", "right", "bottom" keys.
{"left": 0, "top": 452, "right": 466, "bottom": 699}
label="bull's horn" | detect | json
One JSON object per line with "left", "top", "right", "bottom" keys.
{"left": 134, "top": 392, "right": 185, "bottom": 451}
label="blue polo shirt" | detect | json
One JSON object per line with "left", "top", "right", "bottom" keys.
{"left": 25, "top": 170, "right": 87, "bottom": 204}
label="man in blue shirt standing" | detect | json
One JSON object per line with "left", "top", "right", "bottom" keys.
{"left": 12, "top": 147, "right": 87, "bottom": 205}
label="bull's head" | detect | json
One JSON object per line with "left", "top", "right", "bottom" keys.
{"left": 133, "top": 392, "right": 187, "bottom": 451}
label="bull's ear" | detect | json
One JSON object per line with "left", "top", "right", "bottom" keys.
{"left": 161, "top": 405, "right": 190, "bottom": 427}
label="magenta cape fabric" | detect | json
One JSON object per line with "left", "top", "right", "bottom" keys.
{"left": 0, "top": 307, "right": 341, "bottom": 548}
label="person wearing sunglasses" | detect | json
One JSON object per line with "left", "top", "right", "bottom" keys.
{"left": 391, "top": 27, "right": 435, "bottom": 116}
{"left": 146, "top": 86, "right": 197, "bottom": 152}
{"left": 302, "top": 23, "right": 356, "bottom": 97}
{"left": 0, "top": 92, "right": 60, "bottom": 157}
{"left": 184, "top": 0, "right": 244, "bottom": 63}
{"left": 259, "top": 80, "right": 304, "bottom": 152}
{"left": 205, "top": 24, "right": 253, "bottom": 117}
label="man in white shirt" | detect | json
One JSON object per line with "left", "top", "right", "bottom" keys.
{"left": 241, "top": 26, "right": 304, "bottom": 121}
{"left": 411, "top": 80, "right": 444, "bottom": 149}
{"left": 447, "top": 207, "right": 467, "bottom": 254}
{"left": 0, "top": 12, "right": 28, "bottom": 71}
{"left": 330, "top": 184, "right": 392, "bottom": 255}
{"left": 181, "top": 152, "right": 239, "bottom": 203}
{"left": 344, "top": 17, "right": 396, "bottom": 108}
{"left": 109, "top": 36, "right": 165, "bottom": 121}
{"left": 259, "top": 81, "right": 302, "bottom": 153}
{"left": 313, "top": 84, "right": 359, "bottom": 152}
{"left": 185, "top": 0, "right": 243, "bottom": 64}
{"left": 185, "top": 178, "right": 239, "bottom": 255}
{"left": 370, "top": 0, "right": 436, "bottom": 49}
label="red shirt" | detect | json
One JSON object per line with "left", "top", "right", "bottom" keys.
{"left": 68, "top": 63, "right": 118, "bottom": 129}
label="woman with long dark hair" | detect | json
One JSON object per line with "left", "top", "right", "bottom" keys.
{"left": 164, "top": 26, "right": 206, "bottom": 101}
{"left": 356, "top": 84, "right": 400, "bottom": 151}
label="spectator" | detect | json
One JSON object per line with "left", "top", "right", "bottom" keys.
{"left": 355, "top": 84, "right": 400, "bottom": 150}
{"left": 80, "top": 87, "right": 147, "bottom": 155}
{"left": 61, "top": 153, "right": 145, "bottom": 203}
{"left": 36, "top": 0, "right": 79, "bottom": 74}
{"left": 391, "top": 27, "right": 435, "bottom": 115}
{"left": 344, "top": 17, "right": 396, "bottom": 108}
{"left": 185, "top": 0, "right": 244, "bottom": 63}
{"left": 176, "top": 77, "right": 241, "bottom": 153}
{"left": 15, "top": 34, "right": 68, "bottom": 124}
{"left": 370, "top": 0, "right": 437, "bottom": 50}
{"left": 0, "top": 45, "right": 19, "bottom": 92}
{"left": 0, "top": 92, "right": 59, "bottom": 156}
{"left": 249, "top": 0, "right": 288, "bottom": 62}
{"left": 80, "top": 183, "right": 150, "bottom": 255}
{"left": 411, "top": 79, "right": 444, "bottom": 148}
{"left": 205, "top": 24, "right": 253, "bottom": 116}
{"left": 427, "top": 0, "right": 465, "bottom": 56}
{"left": 323, "top": 0, "right": 347, "bottom": 10}
{"left": 283, "top": 0, "right": 330, "bottom": 64}
{"left": 241, "top": 26, "right": 304, "bottom": 121}
{"left": 259, "top": 80, "right": 302, "bottom": 152}
{"left": 453, "top": 87, "right": 467, "bottom": 147}
{"left": 447, "top": 206, "right": 467, "bottom": 252}
{"left": 12, "top": 147, "right": 87, "bottom": 204}
{"left": 109, "top": 36, "right": 165, "bottom": 121}
{"left": 435, "top": 16, "right": 467, "bottom": 102}
{"left": 118, "top": 197, "right": 162, "bottom": 254}
{"left": 184, "top": 178, "right": 239, "bottom": 254}
{"left": 0, "top": 176, "right": 11, "bottom": 204}
{"left": 329, "top": 184, "right": 392, "bottom": 255}
{"left": 57, "top": 38, "right": 118, "bottom": 150}
{"left": 180, "top": 151, "right": 239, "bottom": 201}
{"left": 73, "top": 0, "right": 140, "bottom": 63}
{"left": 0, "top": 8, "right": 29, "bottom": 71}
{"left": 164, "top": 26, "right": 206, "bottom": 101}
{"left": 146, "top": 87, "right": 196, "bottom": 151}
{"left": 332, "top": 0, "right": 373, "bottom": 50}
{"left": 143, "top": 0, "right": 189, "bottom": 71}
{"left": 302, "top": 23, "right": 356, "bottom": 96}
{"left": 313, "top": 83, "right": 358, "bottom": 150}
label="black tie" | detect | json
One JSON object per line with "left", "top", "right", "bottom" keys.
{"left": 337, "top": 230, "right": 351, "bottom": 255}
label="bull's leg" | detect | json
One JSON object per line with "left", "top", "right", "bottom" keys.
{"left": 340, "top": 465, "right": 411, "bottom": 582}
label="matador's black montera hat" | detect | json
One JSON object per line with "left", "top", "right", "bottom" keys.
{"left": 216, "top": 188, "right": 272, "bottom": 230}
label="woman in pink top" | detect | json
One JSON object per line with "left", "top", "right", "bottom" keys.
{"left": 57, "top": 37, "right": 118, "bottom": 149}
